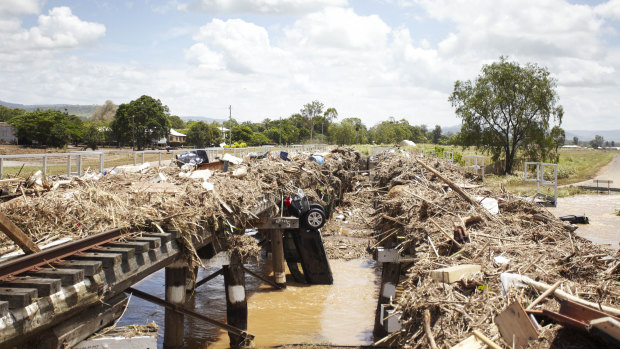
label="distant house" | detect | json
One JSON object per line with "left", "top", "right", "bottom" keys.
{"left": 168, "top": 129, "right": 186, "bottom": 146}
{"left": 0, "top": 122, "right": 17, "bottom": 144}
{"left": 561, "top": 145, "right": 581, "bottom": 149}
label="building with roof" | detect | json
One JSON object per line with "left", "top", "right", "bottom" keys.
{"left": 0, "top": 122, "right": 17, "bottom": 144}
{"left": 168, "top": 129, "right": 186, "bottom": 146}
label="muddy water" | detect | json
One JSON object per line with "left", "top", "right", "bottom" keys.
{"left": 117, "top": 258, "right": 379, "bottom": 348}
{"left": 547, "top": 193, "right": 620, "bottom": 247}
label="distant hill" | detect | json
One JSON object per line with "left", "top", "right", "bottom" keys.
{"left": 437, "top": 124, "right": 620, "bottom": 142}
{"left": 564, "top": 130, "right": 620, "bottom": 143}
{"left": 0, "top": 100, "right": 98, "bottom": 119}
{"left": 180, "top": 116, "right": 226, "bottom": 123}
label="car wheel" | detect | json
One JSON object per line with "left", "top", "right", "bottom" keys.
{"left": 305, "top": 208, "right": 326, "bottom": 229}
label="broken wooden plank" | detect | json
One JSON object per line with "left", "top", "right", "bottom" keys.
{"left": 0, "top": 210, "right": 40, "bottom": 254}
{"left": 559, "top": 299, "right": 620, "bottom": 323}
{"left": 494, "top": 301, "right": 538, "bottom": 348}
{"left": 589, "top": 317, "right": 620, "bottom": 344}
{"left": 431, "top": 264, "right": 481, "bottom": 283}
{"left": 472, "top": 330, "right": 502, "bottom": 349}
{"left": 450, "top": 335, "right": 485, "bottom": 349}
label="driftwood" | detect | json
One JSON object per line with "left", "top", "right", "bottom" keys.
{"left": 423, "top": 309, "right": 438, "bottom": 349}
{"left": 523, "top": 278, "right": 620, "bottom": 317}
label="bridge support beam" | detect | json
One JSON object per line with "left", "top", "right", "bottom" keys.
{"left": 224, "top": 253, "right": 248, "bottom": 348}
{"left": 271, "top": 229, "right": 287, "bottom": 287}
{"left": 164, "top": 261, "right": 187, "bottom": 349}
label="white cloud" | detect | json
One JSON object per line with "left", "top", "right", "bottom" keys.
{"left": 0, "top": 0, "right": 40, "bottom": 16}
{"left": 595, "top": 0, "right": 620, "bottom": 20}
{"left": 0, "top": 6, "right": 105, "bottom": 53}
{"left": 179, "top": 0, "right": 347, "bottom": 14}
{"left": 283, "top": 7, "right": 391, "bottom": 52}
{"left": 187, "top": 18, "right": 288, "bottom": 74}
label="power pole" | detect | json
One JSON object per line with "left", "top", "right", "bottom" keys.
{"left": 279, "top": 116, "right": 282, "bottom": 145}
{"left": 229, "top": 105, "right": 232, "bottom": 146}
{"left": 132, "top": 114, "right": 135, "bottom": 151}
{"left": 310, "top": 113, "right": 313, "bottom": 142}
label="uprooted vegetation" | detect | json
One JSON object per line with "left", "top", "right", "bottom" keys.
{"left": 370, "top": 151, "right": 619, "bottom": 348}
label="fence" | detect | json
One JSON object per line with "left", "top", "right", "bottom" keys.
{"left": 0, "top": 144, "right": 330, "bottom": 179}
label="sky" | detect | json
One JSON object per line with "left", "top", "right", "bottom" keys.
{"left": 1, "top": 0, "right": 619, "bottom": 130}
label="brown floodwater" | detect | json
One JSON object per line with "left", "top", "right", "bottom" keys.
{"left": 117, "top": 258, "right": 379, "bottom": 348}
{"left": 547, "top": 193, "right": 620, "bottom": 248}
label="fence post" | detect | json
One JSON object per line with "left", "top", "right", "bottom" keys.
{"left": 67, "top": 155, "right": 72, "bottom": 176}
{"left": 133, "top": 152, "right": 137, "bottom": 166}
{"left": 158, "top": 152, "right": 162, "bottom": 167}
{"left": 0, "top": 158, "right": 3, "bottom": 179}
{"left": 42, "top": 155, "right": 47, "bottom": 177}
{"left": 99, "top": 153, "right": 104, "bottom": 173}
{"left": 77, "top": 155, "right": 83, "bottom": 176}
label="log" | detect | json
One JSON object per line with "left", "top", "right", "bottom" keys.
{"left": 523, "top": 278, "right": 620, "bottom": 317}
{"left": 416, "top": 159, "right": 475, "bottom": 205}
{"left": 0, "top": 210, "right": 40, "bottom": 254}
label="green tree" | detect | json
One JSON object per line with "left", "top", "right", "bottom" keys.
{"left": 168, "top": 115, "right": 185, "bottom": 129}
{"left": 0, "top": 105, "right": 25, "bottom": 122}
{"left": 84, "top": 123, "right": 103, "bottom": 150}
{"left": 186, "top": 121, "right": 222, "bottom": 148}
{"left": 450, "top": 57, "right": 563, "bottom": 174}
{"left": 573, "top": 136, "right": 579, "bottom": 145}
{"left": 110, "top": 95, "right": 170, "bottom": 150}
{"left": 590, "top": 135, "right": 604, "bottom": 149}
{"left": 431, "top": 125, "right": 442, "bottom": 144}
{"left": 300, "top": 100, "right": 324, "bottom": 141}
{"left": 9, "top": 110, "right": 81, "bottom": 147}
{"left": 232, "top": 125, "right": 254, "bottom": 143}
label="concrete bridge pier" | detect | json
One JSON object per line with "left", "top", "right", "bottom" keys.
{"left": 224, "top": 253, "right": 248, "bottom": 348}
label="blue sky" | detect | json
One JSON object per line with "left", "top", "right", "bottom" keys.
{"left": 1, "top": 0, "right": 620, "bottom": 130}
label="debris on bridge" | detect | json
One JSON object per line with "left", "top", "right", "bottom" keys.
{"left": 369, "top": 151, "right": 620, "bottom": 348}
{"left": 0, "top": 148, "right": 364, "bottom": 263}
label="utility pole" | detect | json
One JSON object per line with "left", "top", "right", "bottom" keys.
{"left": 310, "top": 113, "right": 313, "bottom": 142}
{"left": 132, "top": 114, "right": 135, "bottom": 151}
{"left": 229, "top": 105, "right": 232, "bottom": 146}
{"left": 279, "top": 116, "right": 282, "bottom": 145}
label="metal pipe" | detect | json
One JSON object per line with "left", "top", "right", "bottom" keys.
{"left": 126, "top": 286, "right": 254, "bottom": 339}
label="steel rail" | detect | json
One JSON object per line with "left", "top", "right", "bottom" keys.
{"left": 0, "top": 227, "right": 133, "bottom": 281}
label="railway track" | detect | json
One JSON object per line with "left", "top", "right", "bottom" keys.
{"left": 0, "top": 226, "right": 185, "bottom": 348}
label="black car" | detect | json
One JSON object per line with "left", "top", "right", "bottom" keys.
{"left": 285, "top": 191, "right": 327, "bottom": 230}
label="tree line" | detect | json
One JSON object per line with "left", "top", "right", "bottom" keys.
{"left": 2, "top": 97, "right": 452, "bottom": 150}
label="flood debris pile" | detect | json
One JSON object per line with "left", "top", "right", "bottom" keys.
{"left": 0, "top": 149, "right": 363, "bottom": 261}
{"left": 371, "top": 152, "right": 620, "bottom": 348}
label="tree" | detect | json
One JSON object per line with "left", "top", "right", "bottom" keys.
{"left": 450, "top": 57, "right": 563, "bottom": 174}
{"left": 9, "top": 110, "right": 82, "bottom": 147}
{"left": 300, "top": 100, "right": 324, "bottom": 141}
{"left": 168, "top": 115, "right": 185, "bottom": 129}
{"left": 431, "top": 125, "right": 442, "bottom": 144}
{"left": 590, "top": 135, "right": 604, "bottom": 149}
{"left": 573, "top": 136, "right": 579, "bottom": 145}
{"left": 322, "top": 107, "right": 338, "bottom": 138}
{"left": 110, "top": 95, "right": 170, "bottom": 150}
{"left": 84, "top": 123, "right": 103, "bottom": 150}
{"left": 0, "top": 105, "right": 25, "bottom": 122}
{"left": 186, "top": 121, "right": 222, "bottom": 148}
{"left": 91, "top": 100, "right": 117, "bottom": 122}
